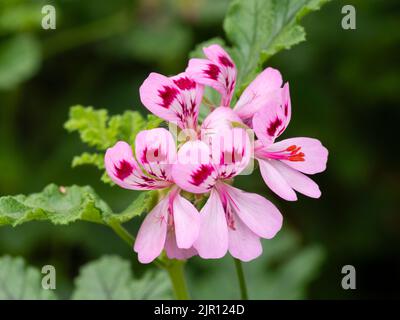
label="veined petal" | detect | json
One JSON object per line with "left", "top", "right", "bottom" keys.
{"left": 252, "top": 84, "right": 292, "bottom": 146}
{"left": 194, "top": 189, "right": 228, "bottom": 259}
{"left": 186, "top": 44, "right": 236, "bottom": 106}
{"left": 201, "top": 106, "right": 243, "bottom": 132}
{"left": 139, "top": 72, "right": 203, "bottom": 129}
{"left": 165, "top": 231, "right": 197, "bottom": 260}
{"left": 133, "top": 197, "right": 169, "bottom": 263}
{"left": 105, "top": 141, "right": 169, "bottom": 190}
{"left": 234, "top": 67, "right": 283, "bottom": 121}
{"left": 206, "top": 128, "right": 252, "bottom": 179}
{"left": 172, "top": 193, "right": 200, "bottom": 249}
{"left": 258, "top": 158, "right": 298, "bottom": 201}
{"left": 228, "top": 213, "right": 262, "bottom": 262}
{"left": 171, "top": 72, "right": 204, "bottom": 128}
{"left": 266, "top": 137, "right": 328, "bottom": 174}
{"left": 266, "top": 160, "right": 322, "bottom": 199}
{"left": 222, "top": 183, "right": 283, "bottom": 239}
{"left": 135, "top": 128, "right": 176, "bottom": 181}
{"left": 172, "top": 140, "right": 217, "bottom": 194}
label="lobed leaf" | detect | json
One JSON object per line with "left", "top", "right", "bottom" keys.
{"left": 0, "top": 255, "right": 171, "bottom": 300}
{"left": 0, "top": 256, "right": 57, "bottom": 300}
{"left": 224, "top": 0, "right": 330, "bottom": 92}
{"left": 65, "top": 106, "right": 163, "bottom": 184}
{"left": 0, "top": 184, "right": 111, "bottom": 226}
{"left": 72, "top": 152, "right": 104, "bottom": 169}
{"left": 0, "top": 184, "right": 157, "bottom": 227}
{"left": 64, "top": 106, "right": 117, "bottom": 150}
{"left": 108, "top": 190, "right": 159, "bottom": 224}
{"left": 71, "top": 255, "right": 172, "bottom": 300}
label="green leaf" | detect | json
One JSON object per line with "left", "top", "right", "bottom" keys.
{"left": 189, "top": 38, "right": 229, "bottom": 116}
{"left": 0, "top": 34, "right": 41, "bottom": 90}
{"left": 0, "top": 184, "right": 112, "bottom": 227}
{"left": 72, "top": 152, "right": 104, "bottom": 169}
{"left": 71, "top": 255, "right": 172, "bottom": 300}
{"left": 65, "top": 106, "right": 163, "bottom": 182}
{"left": 64, "top": 106, "right": 117, "bottom": 150}
{"left": 0, "top": 184, "right": 158, "bottom": 227}
{"left": 0, "top": 256, "right": 57, "bottom": 300}
{"left": 108, "top": 190, "right": 159, "bottom": 224}
{"left": 224, "top": 0, "right": 330, "bottom": 91}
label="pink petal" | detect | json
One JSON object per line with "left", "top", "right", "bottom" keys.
{"left": 172, "top": 193, "right": 200, "bottom": 249}
{"left": 139, "top": 72, "right": 203, "bottom": 129}
{"left": 234, "top": 67, "right": 283, "bottom": 121}
{"left": 222, "top": 183, "right": 283, "bottom": 239}
{"left": 105, "top": 141, "right": 169, "bottom": 190}
{"left": 201, "top": 106, "right": 243, "bottom": 132}
{"left": 133, "top": 197, "right": 168, "bottom": 263}
{"left": 252, "top": 85, "right": 292, "bottom": 146}
{"left": 267, "top": 160, "right": 322, "bottom": 199}
{"left": 282, "top": 82, "right": 291, "bottom": 125}
{"left": 164, "top": 231, "right": 197, "bottom": 260}
{"left": 171, "top": 140, "right": 217, "bottom": 194}
{"left": 135, "top": 128, "right": 176, "bottom": 180}
{"left": 228, "top": 213, "right": 262, "bottom": 262}
{"left": 186, "top": 44, "right": 236, "bottom": 106}
{"left": 258, "top": 158, "right": 298, "bottom": 201}
{"left": 194, "top": 189, "right": 228, "bottom": 259}
{"left": 171, "top": 72, "right": 204, "bottom": 128}
{"left": 206, "top": 128, "right": 252, "bottom": 179}
{"left": 266, "top": 137, "right": 328, "bottom": 174}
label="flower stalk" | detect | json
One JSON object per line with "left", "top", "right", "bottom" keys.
{"left": 234, "top": 258, "right": 248, "bottom": 300}
{"left": 108, "top": 220, "right": 189, "bottom": 298}
{"left": 165, "top": 260, "right": 190, "bottom": 300}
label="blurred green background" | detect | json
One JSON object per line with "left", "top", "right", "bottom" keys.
{"left": 0, "top": 0, "right": 399, "bottom": 299}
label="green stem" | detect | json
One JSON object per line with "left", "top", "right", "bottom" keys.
{"left": 108, "top": 219, "right": 190, "bottom": 299}
{"left": 108, "top": 221, "right": 166, "bottom": 269}
{"left": 233, "top": 258, "right": 248, "bottom": 300}
{"left": 109, "top": 221, "right": 135, "bottom": 247}
{"left": 165, "top": 260, "right": 190, "bottom": 300}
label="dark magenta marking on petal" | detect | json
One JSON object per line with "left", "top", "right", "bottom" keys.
{"left": 284, "top": 103, "right": 289, "bottom": 117}
{"left": 218, "top": 55, "right": 234, "bottom": 68}
{"left": 173, "top": 77, "right": 196, "bottom": 90}
{"left": 204, "top": 64, "right": 220, "bottom": 80}
{"left": 220, "top": 148, "right": 243, "bottom": 165}
{"left": 115, "top": 160, "right": 134, "bottom": 180}
{"left": 158, "top": 86, "right": 179, "bottom": 109}
{"left": 190, "top": 164, "right": 214, "bottom": 186}
{"left": 141, "top": 147, "right": 149, "bottom": 164}
{"left": 267, "top": 117, "right": 283, "bottom": 137}
{"left": 141, "top": 147, "right": 162, "bottom": 164}
{"left": 141, "top": 175, "right": 155, "bottom": 183}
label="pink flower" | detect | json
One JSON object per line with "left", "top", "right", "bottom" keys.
{"left": 105, "top": 128, "right": 200, "bottom": 263}
{"left": 186, "top": 44, "right": 236, "bottom": 106}
{"left": 187, "top": 44, "right": 328, "bottom": 201}
{"left": 172, "top": 128, "right": 283, "bottom": 261}
{"left": 139, "top": 72, "right": 204, "bottom": 130}
{"left": 186, "top": 44, "right": 285, "bottom": 124}
{"left": 252, "top": 98, "right": 328, "bottom": 201}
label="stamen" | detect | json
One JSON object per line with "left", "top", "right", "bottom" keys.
{"left": 286, "top": 145, "right": 297, "bottom": 152}
{"left": 260, "top": 144, "right": 305, "bottom": 162}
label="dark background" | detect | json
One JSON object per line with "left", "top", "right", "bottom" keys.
{"left": 0, "top": 0, "right": 399, "bottom": 299}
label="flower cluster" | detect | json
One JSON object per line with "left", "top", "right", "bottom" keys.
{"left": 104, "top": 45, "right": 328, "bottom": 264}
